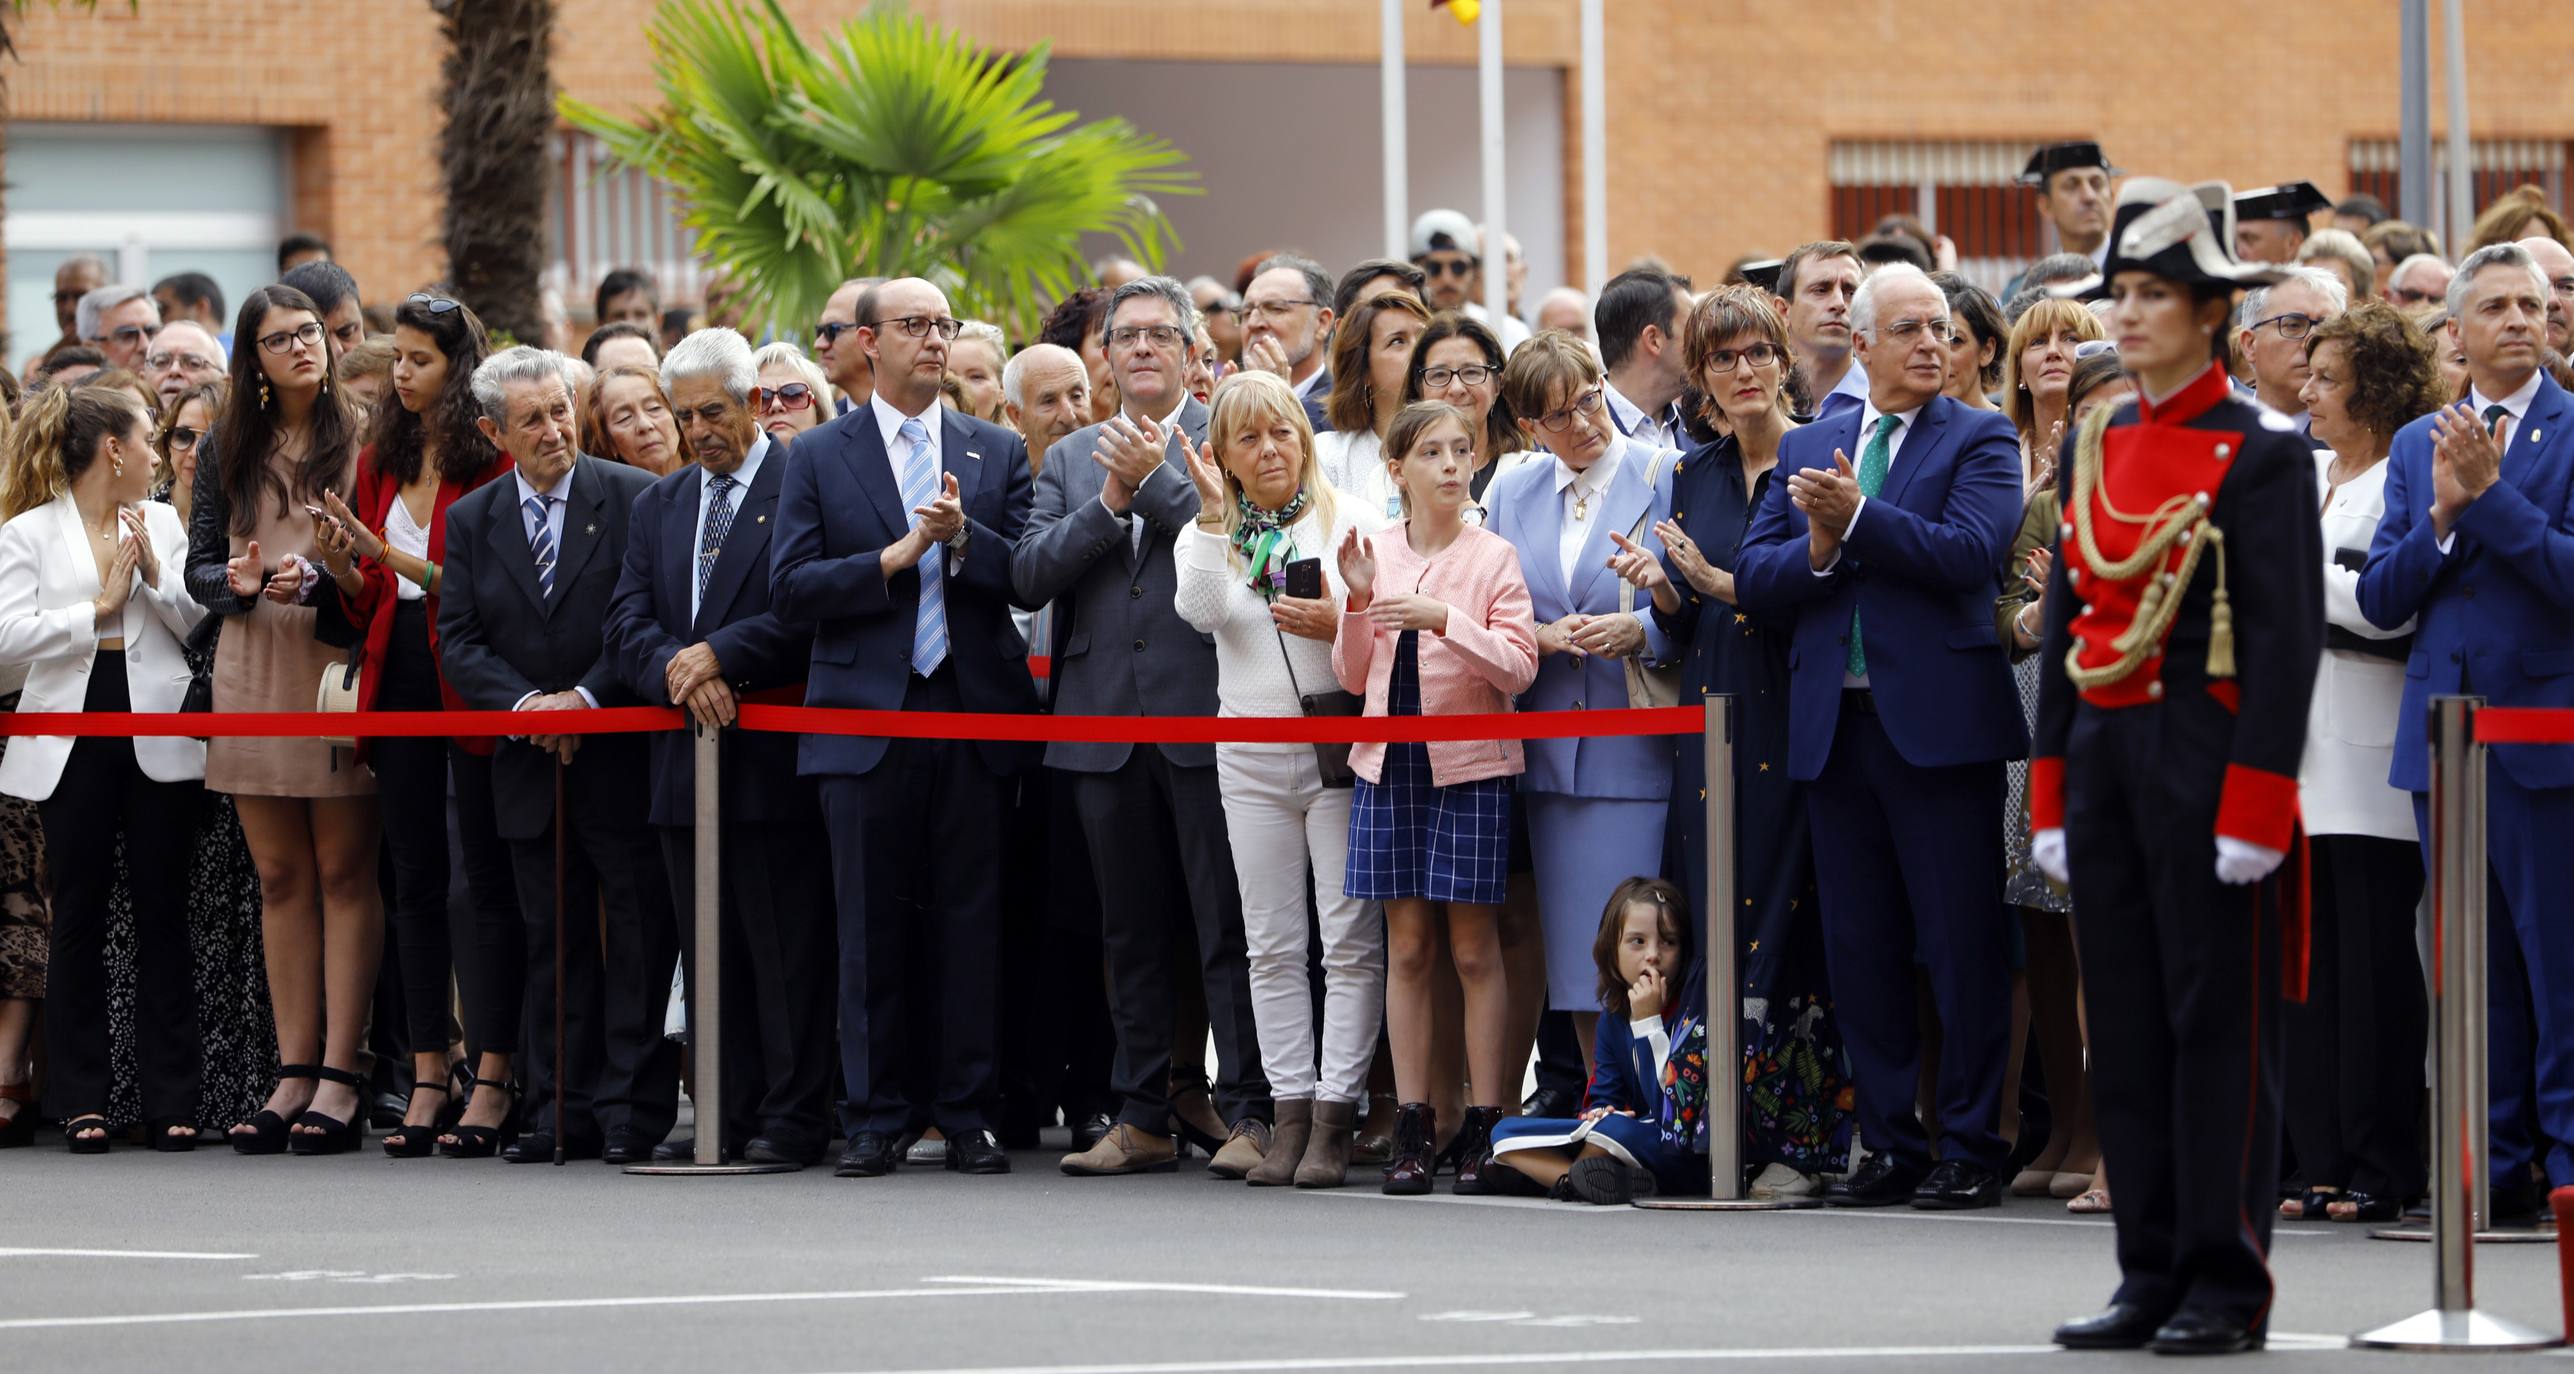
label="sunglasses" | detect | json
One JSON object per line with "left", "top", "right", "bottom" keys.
{"left": 406, "top": 292, "right": 462, "bottom": 315}
{"left": 815, "top": 320, "right": 862, "bottom": 346}
{"left": 758, "top": 383, "right": 816, "bottom": 414}
{"left": 1416, "top": 257, "right": 1478, "bottom": 279}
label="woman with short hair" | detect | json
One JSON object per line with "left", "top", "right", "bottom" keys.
{"left": 753, "top": 341, "right": 831, "bottom": 446}
{"left": 2001, "top": 297, "right": 2107, "bottom": 491}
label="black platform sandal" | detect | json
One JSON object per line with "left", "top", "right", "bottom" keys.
{"left": 64, "top": 1113, "right": 111, "bottom": 1154}
{"left": 231, "top": 1064, "right": 321, "bottom": 1155}
{"left": 145, "top": 1118, "right": 199, "bottom": 1152}
{"left": 287, "top": 1065, "right": 368, "bottom": 1156}
{"left": 437, "top": 1075, "right": 522, "bottom": 1159}
{"left": 0, "top": 1083, "right": 34, "bottom": 1149}
{"left": 2327, "top": 1190, "right": 2404, "bottom": 1224}
{"left": 380, "top": 1080, "right": 455, "bottom": 1159}
{"left": 2278, "top": 1185, "right": 2340, "bottom": 1221}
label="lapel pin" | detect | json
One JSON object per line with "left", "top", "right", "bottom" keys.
{"left": 967, "top": 450, "right": 983, "bottom": 461}
{"left": 2531, "top": 429, "right": 2543, "bottom": 443}
{"left": 756, "top": 514, "right": 767, "bottom": 524}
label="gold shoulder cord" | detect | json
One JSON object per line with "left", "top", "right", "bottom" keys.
{"left": 2061, "top": 403, "right": 2236, "bottom": 691}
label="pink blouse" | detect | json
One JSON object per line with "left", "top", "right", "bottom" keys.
{"left": 1331, "top": 521, "right": 1541, "bottom": 786}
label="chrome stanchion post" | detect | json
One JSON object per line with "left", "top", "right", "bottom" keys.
{"left": 1638, "top": 694, "right": 1816, "bottom": 1212}
{"left": 629, "top": 720, "right": 792, "bottom": 1176}
{"left": 2354, "top": 696, "right": 2554, "bottom": 1349}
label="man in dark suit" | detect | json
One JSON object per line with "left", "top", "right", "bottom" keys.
{"left": 436, "top": 345, "right": 674, "bottom": 1165}
{"left": 1012, "top": 275, "right": 1272, "bottom": 1177}
{"left": 2362, "top": 242, "right": 2574, "bottom": 1218}
{"left": 1736, "top": 264, "right": 2028, "bottom": 1210}
{"left": 1239, "top": 255, "right": 1335, "bottom": 432}
{"left": 605, "top": 327, "right": 829, "bottom": 1167}
{"left": 771, "top": 277, "right": 1038, "bottom": 1179}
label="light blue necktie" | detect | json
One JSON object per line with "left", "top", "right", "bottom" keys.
{"left": 523, "top": 493, "right": 557, "bottom": 600}
{"left": 899, "top": 418, "right": 948, "bottom": 676}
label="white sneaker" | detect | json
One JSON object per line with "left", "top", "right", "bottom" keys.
{"left": 1749, "top": 1161, "right": 1820, "bottom": 1198}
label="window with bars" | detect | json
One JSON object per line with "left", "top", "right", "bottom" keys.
{"left": 545, "top": 130, "right": 712, "bottom": 320}
{"left": 2347, "top": 137, "right": 2567, "bottom": 237}
{"left": 1828, "top": 140, "right": 2075, "bottom": 297}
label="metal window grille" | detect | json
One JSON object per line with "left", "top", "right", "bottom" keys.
{"left": 2347, "top": 137, "right": 2567, "bottom": 240}
{"left": 545, "top": 130, "right": 711, "bottom": 319}
{"left": 1829, "top": 140, "right": 2065, "bottom": 297}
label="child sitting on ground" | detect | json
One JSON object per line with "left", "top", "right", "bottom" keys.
{"left": 1487, "top": 876, "right": 1711, "bottom": 1203}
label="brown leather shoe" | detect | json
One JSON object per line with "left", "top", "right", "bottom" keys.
{"left": 1206, "top": 1117, "right": 1272, "bottom": 1180}
{"left": 1247, "top": 1099, "right": 1311, "bottom": 1187}
{"left": 1059, "top": 1122, "right": 1178, "bottom": 1176}
{"left": 1295, "top": 1098, "right": 1356, "bottom": 1189}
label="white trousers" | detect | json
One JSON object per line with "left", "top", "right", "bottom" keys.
{"left": 1215, "top": 743, "right": 1386, "bottom": 1103}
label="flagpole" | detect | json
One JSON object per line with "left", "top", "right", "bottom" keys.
{"left": 1478, "top": 0, "right": 1508, "bottom": 328}
{"left": 1579, "top": 0, "right": 1606, "bottom": 291}
{"left": 1382, "top": 0, "right": 1408, "bottom": 260}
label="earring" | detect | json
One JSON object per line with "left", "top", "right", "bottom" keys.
{"left": 259, "top": 377, "right": 272, "bottom": 408}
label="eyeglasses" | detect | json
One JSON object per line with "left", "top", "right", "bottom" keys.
{"left": 1197, "top": 298, "right": 1240, "bottom": 319}
{"left": 2388, "top": 286, "right": 2441, "bottom": 307}
{"left": 1878, "top": 316, "right": 1956, "bottom": 345}
{"left": 869, "top": 314, "right": 963, "bottom": 341}
{"left": 2251, "top": 312, "right": 2320, "bottom": 341}
{"left": 1107, "top": 324, "right": 1187, "bottom": 349}
{"left": 1416, "top": 257, "right": 1478, "bottom": 279}
{"left": 758, "top": 383, "right": 816, "bottom": 414}
{"left": 146, "top": 350, "right": 219, "bottom": 373}
{"left": 406, "top": 292, "right": 462, "bottom": 315}
{"left": 95, "top": 323, "right": 161, "bottom": 349}
{"left": 1533, "top": 388, "right": 1606, "bottom": 434}
{"left": 814, "top": 320, "right": 862, "bottom": 346}
{"left": 1419, "top": 364, "right": 1494, "bottom": 389}
{"left": 1243, "top": 298, "right": 1317, "bottom": 321}
{"left": 257, "top": 321, "right": 327, "bottom": 354}
{"left": 1702, "top": 342, "right": 1784, "bottom": 373}
{"left": 159, "top": 425, "right": 203, "bottom": 453}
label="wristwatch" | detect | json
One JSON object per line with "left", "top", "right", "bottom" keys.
{"left": 944, "top": 525, "right": 970, "bottom": 556}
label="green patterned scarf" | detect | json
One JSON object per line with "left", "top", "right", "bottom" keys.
{"left": 1229, "top": 488, "right": 1310, "bottom": 599}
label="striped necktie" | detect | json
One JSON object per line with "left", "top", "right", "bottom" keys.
{"left": 899, "top": 417, "right": 948, "bottom": 676}
{"left": 523, "top": 493, "right": 557, "bottom": 600}
{"left": 697, "top": 473, "right": 738, "bottom": 604}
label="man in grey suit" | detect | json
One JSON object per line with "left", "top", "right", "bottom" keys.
{"left": 1011, "top": 276, "right": 1271, "bottom": 1176}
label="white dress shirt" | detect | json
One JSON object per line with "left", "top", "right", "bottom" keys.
{"left": 1098, "top": 396, "right": 1190, "bottom": 554}
{"left": 690, "top": 434, "right": 769, "bottom": 624}
{"left": 1604, "top": 379, "right": 1681, "bottom": 454}
{"left": 1551, "top": 435, "right": 1659, "bottom": 647}
{"left": 511, "top": 463, "right": 594, "bottom": 711}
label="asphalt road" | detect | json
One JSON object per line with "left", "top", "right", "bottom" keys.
{"left": 3, "top": 1127, "right": 2566, "bottom": 1373}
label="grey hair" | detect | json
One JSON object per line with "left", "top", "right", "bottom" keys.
{"left": 471, "top": 345, "right": 578, "bottom": 425}
{"left": 2448, "top": 241, "right": 2553, "bottom": 319}
{"left": 75, "top": 285, "right": 156, "bottom": 343}
{"left": 662, "top": 327, "right": 758, "bottom": 402}
{"left": 2391, "top": 253, "right": 2453, "bottom": 290}
{"left": 751, "top": 339, "right": 829, "bottom": 402}
{"left": 1253, "top": 254, "right": 1332, "bottom": 314}
{"left": 954, "top": 319, "right": 1007, "bottom": 360}
{"left": 2239, "top": 264, "right": 2348, "bottom": 330}
{"left": 1103, "top": 275, "right": 1201, "bottom": 352}
{"left": 1184, "top": 275, "right": 1238, "bottom": 309}
{"left": 1849, "top": 262, "right": 1940, "bottom": 343}
{"left": 1002, "top": 343, "right": 1084, "bottom": 410}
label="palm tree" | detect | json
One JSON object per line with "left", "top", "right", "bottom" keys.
{"left": 432, "top": 0, "right": 556, "bottom": 344}
{"left": 560, "top": 0, "right": 1195, "bottom": 340}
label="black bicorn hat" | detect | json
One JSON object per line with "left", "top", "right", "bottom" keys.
{"left": 1735, "top": 258, "right": 1786, "bottom": 295}
{"left": 2059, "top": 178, "right": 2289, "bottom": 298}
{"left": 2020, "top": 141, "right": 2120, "bottom": 187}
{"left": 2232, "top": 180, "right": 2333, "bottom": 223}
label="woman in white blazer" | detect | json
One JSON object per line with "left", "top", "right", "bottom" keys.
{"left": 0, "top": 384, "right": 207, "bottom": 1151}
{"left": 2281, "top": 304, "right": 2447, "bottom": 1223}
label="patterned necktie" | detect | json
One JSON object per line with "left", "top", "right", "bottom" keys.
{"left": 1845, "top": 414, "right": 1901, "bottom": 678}
{"left": 697, "top": 473, "right": 738, "bottom": 605}
{"left": 523, "top": 493, "right": 557, "bottom": 600}
{"left": 898, "top": 417, "right": 948, "bottom": 676}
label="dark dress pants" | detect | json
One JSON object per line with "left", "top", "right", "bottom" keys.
{"left": 1804, "top": 694, "right": 2010, "bottom": 1171}
{"left": 2066, "top": 693, "right": 2284, "bottom": 1328}
{"left": 450, "top": 745, "right": 525, "bottom": 1057}
{"left": 372, "top": 602, "right": 462, "bottom": 1050}
{"left": 38, "top": 656, "right": 199, "bottom": 1123}
{"left": 819, "top": 665, "right": 1005, "bottom": 1138}
{"left": 1072, "top": 747, "right": 1269, "bottom": 1132}
{"left": 2282, "top": 833, "right": 2426, "bottom": 1200}
{"left": 504, "top": 741, "right": 678, "bottom": 1143}
{"left": 659, "top": 804, "right": 833, "bottom": 1155}
{"left": 998, "top": 765, "right": 1116, "bottom": 1132}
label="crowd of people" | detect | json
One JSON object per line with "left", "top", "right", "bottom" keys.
{"left": 5, "top": 140, "right": 2574, "bottom": 1355}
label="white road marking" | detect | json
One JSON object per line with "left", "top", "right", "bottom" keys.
{"left": 923, "top": 1276, "right": 1401, "bottom": 1301}
{"left": 806, "top": 1345, "right": 2073, "bottom": 1373}
{"left": 0, "top": 1247, "right": 258, "bottom": 1261}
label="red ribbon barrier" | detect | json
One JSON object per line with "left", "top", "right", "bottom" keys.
{"left": 2469, "top": 707, "right": 2574, "bottom": 745}
{"left": 0, "top": 702, "right": 1703, "bottom": 744}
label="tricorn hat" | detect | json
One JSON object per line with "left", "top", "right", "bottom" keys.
{"left": 2232, "top": 180, "right": 2332, "bottom": 224}
{"left": 2020, "top": 141, "right": 2119, "bottom": 187}
{"left": 2060, "top": 178, "right": 2288, "bottom": 297}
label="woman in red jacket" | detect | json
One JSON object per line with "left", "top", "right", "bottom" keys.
{"left": 314, "top": 291, "right": 521, "bottom": 1157}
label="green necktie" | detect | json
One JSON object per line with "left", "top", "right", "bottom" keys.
{"left": 1846, "top": 414, "right": 1900, "bottom": 678}
{"left": 2484, "top": 402, "right": 2512, "bottom": 444}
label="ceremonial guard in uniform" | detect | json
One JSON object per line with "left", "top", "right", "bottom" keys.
{"left": 2027, "top": 180, "right": 2323, "bottom": 1356}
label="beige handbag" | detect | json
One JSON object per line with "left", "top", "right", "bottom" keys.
{"left": 315, "top": 649, "right": 363, "bottom": 749}
{"left": 1619, "top": 449, "right": 1683, "bottom": 709}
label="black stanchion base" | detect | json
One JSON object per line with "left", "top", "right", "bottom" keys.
{"left": 2369, "top": 1224, "right": 2558, "bottom": 1244}
{"left": 1632, "top": 1196, "right": 1824, "bottom": 1211}
{"left": 622, "top": 1162, "right": 801, "bottom": 1177}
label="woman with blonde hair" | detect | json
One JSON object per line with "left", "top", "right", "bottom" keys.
{"left": 2000, "top": 297, "right": 2106, "bottom": 491}
{"left": 584, "top": 364, "right": 684, "bottom": 476}
{"left": 1174, "top": 370, "right": 1382, "bottom": 1188}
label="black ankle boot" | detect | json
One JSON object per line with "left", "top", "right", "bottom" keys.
{"left": 1381, "top": 1103, "right": 1436, "bottom": 1196}
{"left": 1449, "top": 1106, "right": 1508, "bottom": 1194}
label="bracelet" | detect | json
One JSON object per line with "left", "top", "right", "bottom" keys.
{"left": 2014, "top": 603, "right": 2042, "bottom": 640}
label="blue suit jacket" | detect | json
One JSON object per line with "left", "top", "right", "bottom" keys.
{"left": 2359, "top": 372, "right": 2574, "bottom": 792}
{"left": 1734, "top": 394, "right": 2028, "bottom": 780}
{"left": 769, "top": 404, "right": 1039, "bottom": 778}
{"left": 1485, "top": 438, "right": 1677, "bottom": 799}
{"left": 604, "top": 438, "right": 811, "bottom": 828}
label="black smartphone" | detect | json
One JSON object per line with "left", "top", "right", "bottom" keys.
{"left": 2333, "top": 546, "right": 2367, "bottom": 574}
{"left": 1284, "top": 557, "right": 1323, "bottom": 600}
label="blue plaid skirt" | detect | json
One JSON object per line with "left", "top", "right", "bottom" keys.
{"left": 1344, "top": 632, "right": 1512, "bottom": 905}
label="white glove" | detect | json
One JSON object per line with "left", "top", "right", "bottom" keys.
{"left": 2214, "top": 836, "right": 2286, "bottom": 886}
{"left": 2031, "top": 828, "right": 2069, "bottom": 886}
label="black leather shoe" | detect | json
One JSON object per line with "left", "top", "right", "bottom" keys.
{"left": 1911, "top": 1159, "right": 2004, "bottom": 1210}
{"left": 2489, "top": 1175, "right": 2545, "bottom": 1226}
{"left": 745, "top": 1136, "right": 820, "bottom": 1167}
{"left": 834, "top": 1130, "right": 900, "bottom": 1177}
{"left": 602, "top": 1129, "right": 658, "bottom": 1167}
{"left": 1070, "top": 1112, "right": 1113, "bottom": 1154}
{"left": 2147, "top": 1310, "right": 2262, "bottom": 1355}
{"left": 1520, "top": 1085, "right": 1577, "bottom": 1120}
{"left": 503, "top": 1131, "right": 602, "bottom": 1164}
{"left": 1825, "top": 1153, "right": 1927, "bottom": 1207}
{"left": 2054, "top": 1303, "right": 2167, "bottom": 1350}
{"left": 946, "top": 1129, "right": 1011, "bottom": 1175}
{"left": 649, "top": 1136, "right": 752, "bottom": 1163}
